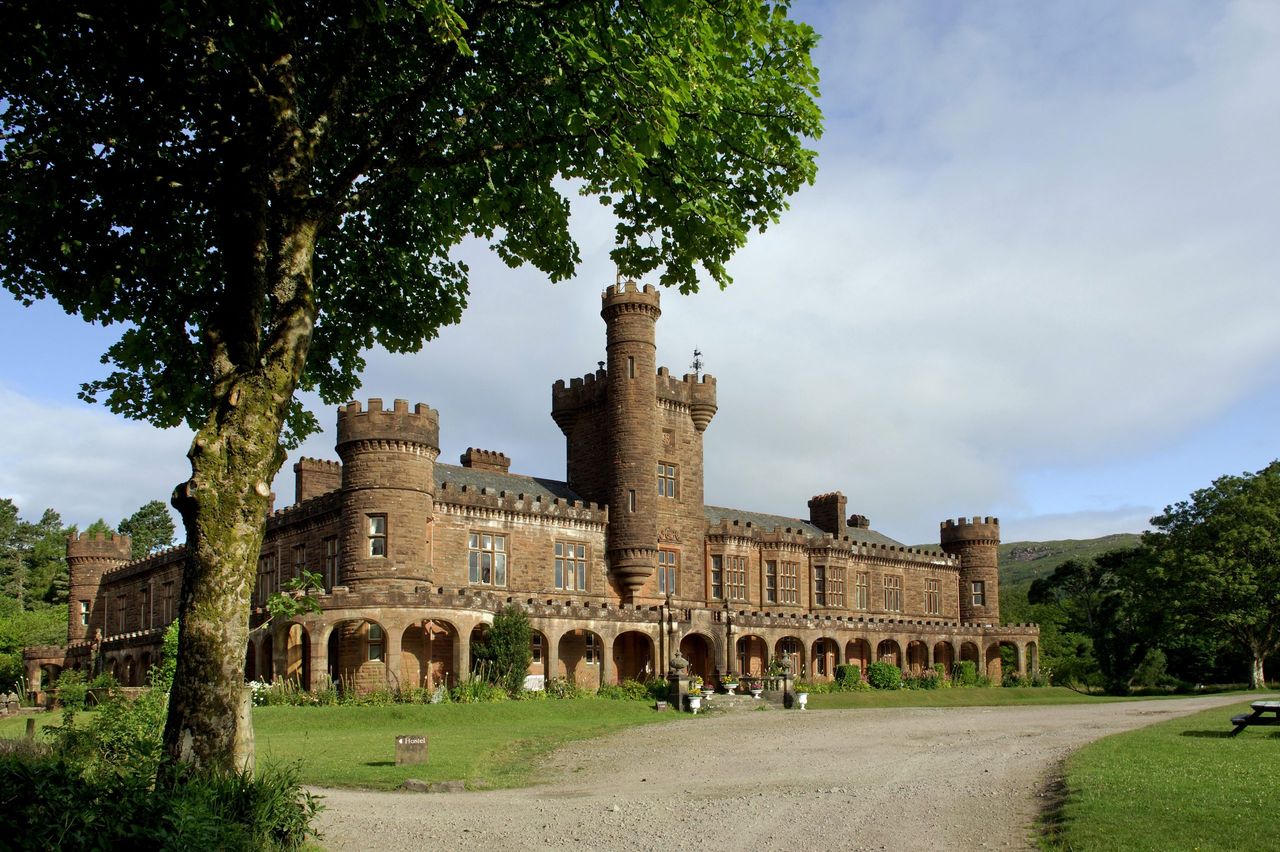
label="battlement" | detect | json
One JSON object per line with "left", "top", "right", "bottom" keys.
{"left": 336, "top": 398, "right": 439, "bottom": 451}
{"left": 601, "top": 279, "right": 661, "bottom": 315}
{"left": 436, "top": 482, "right": 608, "bottom": 524}
{"left": 66, "top": 531, "right": 132, "bottom": 562}
{"left": 460, "top": 448, "right": 511, "bottom": 473}
{"left": 940, "top": 516, "right": 1001, "bottom": 545}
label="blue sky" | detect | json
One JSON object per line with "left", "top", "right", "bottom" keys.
{"left": 2, "top": 0, "right": 1278, "bottom": 545}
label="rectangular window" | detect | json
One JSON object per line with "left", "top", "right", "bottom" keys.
{"left": 726, "top": 555, "right": 747, "bottom": 601}
{"left": 292, "top": 544, "right": 306, "bottom": 581}
{"left": 367, "top": 623, "right": 384, "bottom": 662}
{"left": 117, "top": 594, "right": 126, "bottom": 634}
{"left": 555, "top": 541, "right": 588, "bottom": 591}
{"left": 140, "top": 586, "right": 151, "bottom": 629}
{"left": 368, "top": 514, "right": 387, "bottom": 557}
{"left": 828, "top": 567, "right": 845, "bottom": 608}
{"left": 162, "top": 582, "right": 174, "bottom": 623}
{"left": 79, "top": 600, "right": 89, "bottom": 627}
{"left": 628, "top": 489, "right": 636, "bottom": 512}
{"left": 710, "top": 555, "right": 723, "bottom": 600}
{"left": 657, "top": 462, "right": 678, "bottom": 498}
{"left": 780, "top": 561, "right": 799, "bottom": 604}
{"left": 324, "top": 537, "right": 339, "bottom": 590}
{"left": 764, "top": 560, "right": 778, "bottom": 604}
{"left": 926, "top": 578, "right": 941, "bottom": 615}
{"left": 814, "top": 566, "right": 826, "bottom": 606}
{"left": 627, "top": 356, "right": 635, "bottom": 378}
{"left": 468, "top": 533, "right": 507, "bottom": 586}
{"left": 971, "top": 580, "right": 986, "bottom": 607}
{"left": 658, "top": 549, "right": 679, "bottom": 596}
{"left": 884, "top": 575, "right": 903, "bottom": 612}
{"left": 855, "top": 573, "right": 875, "bottom": 606}
{"left": 531, "top": 634, "right": 543, "bottom": 664}
{"left": 585, "top": 633, "right": 598, "bottom": 664}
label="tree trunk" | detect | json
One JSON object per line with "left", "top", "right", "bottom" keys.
{"left": 1251, "top": 650, "right": 1266, "bottom": 690}
{"left": 161, "top": 218, "right": 319, "bottom": 776}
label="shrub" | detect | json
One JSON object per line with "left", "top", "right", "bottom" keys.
{"left": 867, "top": 661, "right": 901, "bottom": 690}
{"left": 952, "top": 660, "right": 979, "bottom": 687}
{"left": 595, "top": 679, "right": 649, "bottom": 701}
{"left": 449, "top": 677, "right": 508, "bottom": 704}
{"left": 645, "top": 677, "right": 670, "bottom": 701}
{"left": 835, "top": 664, "right": 862, "bottom": 690}
{"left": 53, "top": 669, "right": 89, "bottom": 712}
{"left": 545, "top": 677, "right": 582, "bottom": 699}
{"left": 470, "top": 606, "right": 533, "bottom": 697}
{"left": 0, "top": 755, "right": 321, "bottom": 850}
{"left": 1002, "top": 670, "right": 1029, "bottom": 688}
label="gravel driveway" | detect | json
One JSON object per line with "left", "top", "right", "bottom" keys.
{"left": 314, "top": 694, "right": 1246, "bottom": 851}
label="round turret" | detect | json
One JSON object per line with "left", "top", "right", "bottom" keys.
{"left": 939, "top": 516, "right": 1001, "bottom": 624}
{"left": 66, "top": 532, "right": 132, "bottom": 643}
{"left": 602, "top": 281, "right": 661, "bottom": 600}
{"left": 336, "top": 399, "right": 440, "bottom": 590}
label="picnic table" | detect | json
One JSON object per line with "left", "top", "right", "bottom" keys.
{"left": 1229, "top": 700, "right": 1280, "bottom": 736}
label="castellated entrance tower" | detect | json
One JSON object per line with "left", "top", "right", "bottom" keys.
{"left": 337, "top": 399, "right": 440, "bottom": 591}
{"left": 940, "top": 517, "right": 1001, "bottom": 624}
{"left": 552, "top": 280, "right": 717, "bottom": 603}
{"left": 66, "top": 532, "right": 132, "bottom": 643}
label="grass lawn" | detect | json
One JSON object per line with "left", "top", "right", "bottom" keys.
{"left": 1044, "top": 698, "right": 1280, "bottom": 851}
{"left": 253, "top": 699, "right": 672, "bottom": 790}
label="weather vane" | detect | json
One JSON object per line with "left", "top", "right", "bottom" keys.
{"left": 690, "top": 348, "right": 704, "bottom": 378}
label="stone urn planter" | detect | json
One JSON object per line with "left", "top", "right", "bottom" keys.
{"left": 687, "top": 694, "right": 703, "bottom": 714}
{"left": 750, "top": 687, "right": 763, "bottom": 699}
{"left": 722, "top": 682, "right": 739, "bottom": 695}
{"left": 701, "top": 688, "right": 714, "bottom": 700}
{"left": 795, "top": 690, "right": 809, "bottom": 709}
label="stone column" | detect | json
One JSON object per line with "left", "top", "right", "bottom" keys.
{"left": 309, "top": 629, "right": 329, "bottom": 691}
{"left": 385, "top": 626, "right": 403, "bottom": 692}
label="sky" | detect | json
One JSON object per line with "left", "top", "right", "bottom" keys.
{"left": 2, "top": 0, "right": 1278, "bottom": 546}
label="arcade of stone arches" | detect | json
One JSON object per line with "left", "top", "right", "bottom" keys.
{"left": 241, "top": 611, "right": 1038, "bottom": 692}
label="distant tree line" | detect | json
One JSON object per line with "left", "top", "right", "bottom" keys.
{"left": 0, "top": 498, "right": 175, "bottom": 690}
{"left": 1022, "top": 460, "right": 1279, "bottom": 693}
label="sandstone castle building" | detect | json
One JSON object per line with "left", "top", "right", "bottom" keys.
{"left": 26, "top": 282, "right": 1038, "bottom": 696}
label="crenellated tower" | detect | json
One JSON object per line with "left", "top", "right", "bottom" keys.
{"left": 66, "top": 532, "right": 132, "bottom": 643}
{"left": 940, "top": 516, "right": 1001, "bottom": 624}
{"left": 600, "top": 281, "right": 662, "bottom": 600}
{"left": 336, "top": 399, "right": 439, "bottom": 591}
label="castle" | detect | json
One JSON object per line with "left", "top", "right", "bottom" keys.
{"left": 25, "top": 281, "right": 1038, "bottom": 697}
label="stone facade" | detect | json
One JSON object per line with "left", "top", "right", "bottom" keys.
{"left": 24, "top": 281, "right": 1038, "bottom": 698}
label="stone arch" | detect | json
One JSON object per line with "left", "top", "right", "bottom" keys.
{"left": 876, "top": 639, "right": 901, "bottom": 667}
{"left": 985, "top": 642, "right": 1003, "bottom": 682}
{"left": 736, "top": 634, "right": 768, "bottom": 678}
{"left": 281, "top": 622, "right": 311, "bottom": 687}
{"left": 261, "top": 632, "right": 275, "bottom": 683}
{"left": 960, "top": 641, "right": 980, "bottom": 665}
{"left": 41, "top": 664, "right": 63, "bottom": 693}
{"left": 775, "top": 636, "right": 806, "bottom": 678}
{"left": 559, "top": 628, "right": 604, "bottom": 690}
{"left": 906, "top": 640, "right": 929, "bottom": 674}
{"left": 999, "top": 641, "right": 1021, "bottom": 680}
{"left": 326, "top": 617, "right": 387, "bottom": 695}
{"left": 527, "top": 627, "right": 549, "bottom": 686}
{"left": 122, "top": 655, "right": 137, "bottom": 686}
{"left": 400, "top": 618, "right": 458, "bottom": 692}
{"left": 845, "top": 638, "right": 871, "bottom": 675}
{"left": 680, "top": 633, "right": 716, "bottom": 682}
{"left": 469, "top": 623, "right": 492, "bottom": 677}
{"left": 933, "top": 641, "right": 955, "bottom": 672}
{"left": 613, "top": 631, "right": 655, "bottom": 683}
{"left": 811, "top": 637, "right": 838, "bottom": 679}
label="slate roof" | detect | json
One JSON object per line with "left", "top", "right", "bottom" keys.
{"left": 434, "top": 463, "right": 583, "bottom": 502}
{"left": 704, "top": 505, "right": 905, "bottom": 548}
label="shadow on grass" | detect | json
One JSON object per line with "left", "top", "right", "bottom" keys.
{"left": 364, "top": 761, "right": 395, "bottom": 767}
{"left": 1035, "top": 760, "right": 1070, "bottom": 849}
{"left": 1180, "top": 730, "right": 1232, "bottom": 739}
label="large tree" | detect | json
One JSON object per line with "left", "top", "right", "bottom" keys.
{"left": 119, "top": 500, "right": 179, "bottom": 560}
{"left": 1148, "top": 461, "right": 1280, "bottom": 689}
{"left": 0, "top": 1, "right": 821, "bottom": 773}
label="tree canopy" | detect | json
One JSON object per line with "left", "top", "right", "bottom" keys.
{"left": 1147, "top": 460, "right": 1280, "bottom": 689}
{"left": 1, "top": 1, "right": 823, "bottom": 774}
{"left": 119, "top": 500, "right": 178, "bottom": 560}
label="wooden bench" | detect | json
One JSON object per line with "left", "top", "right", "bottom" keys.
{"left": 1229, "top": 700, "right": 1280, "bottom": 736}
